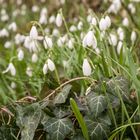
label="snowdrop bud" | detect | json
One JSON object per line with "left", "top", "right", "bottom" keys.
{"left": 99, "top": 18, "right": 107, "bottom": 31}
{"left": 32, "top": 53, "right": 38, "bottom": 63}
{"left": 122, "top": 18, "right": 129, "bottom": 27}
{"left": 8, "top": 22, "right": 17, "bottom": 32}
{"left": 77, "top": 21, "right": 83, "bottom": 30}
{"left": 131, "top": 31, "right": 137, "bottom": 43}
{"left": 109, "top": 34, "right": 118, "bottom": 46}
{"left": 69, "top": 25, "right": 77, "bottom": 32}
{"left": 49, "top": 15, "right": 55, "bottom": 24}
{"left": 82, "top": 58, "right": 92, "bottom": 76}
{"left": 105, "top": 16, "right": 111, "bottom": 28}
{"left": 91, "top": 17, "right": 97, "bottom": 26}
{"left": 117, "top": 41, "right": 123, "bottom": 54}
{"left": 18, "top": 49, "right": 24, "bottom": 61}
{"left": 47, "top": 59, "right": 55, "bottom": 71}
{"left": 43, "top": 63, "right": 48, "bottom": 74}
{"left": 56, "top": 13, "right": 62, "bottom": 27}
{"left": 11, "top": 82, "right": 16, "bottom": 89}
{"left": 29, "top": 26, "right": 38, "bottom": 40}
{"left": 39, "top": 14, "right": 47, "bottom": 25}
{"left": 52, "top": 28, "right": 60, "bottom": 37}
{"left": 68, "top": 40, "right": 74, "bottom": 49}
{"left": 4, "top": 41, "right": 11, "bottom": 48}
{"left": 128, "top": 3, "right": 136, "bottom": 14}
{"left": 0, "top": 28, "right": 9, "bottom": 37}
{"left": 87, "top": 31, "right": 97, "bottom": 47}
{"left": 26, "top": 67, "right": 32, "bottom": 77}
{"left": 87, "top": 15, "right": 92, "bottom": 23}
{"left": 43, "top": 36, "right": 53, "bottom": 49}
{"left": 3, "top": 63, "right": 16, "bottom": 76}
{"left": 32, "top": 5, "right": 39, "bottom": 13}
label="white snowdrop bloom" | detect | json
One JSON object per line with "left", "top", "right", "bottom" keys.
{"left": 41, "top": 7, "right": 47, "bottom": 15}
{"left": 68, "top": 40, "right": 74, "bottom": 49}
{"left": 30, "top": 26, "right": 38, "bottom": 40}
{"left": 108, "top": 0, "right": 121, "bottom": 14}
{"left": 8, "top": 22, "right": 17, "bottom": 32}
{"left": 52, "top": 28, "right": 60, "bottom": 37}
{"left": 82, "top": 58, "right": 92, "bottom": 76}
{"left": 4, "top": 41, "right": 11, "bottom": 48}
{"left": 105, "top": 16, "right": 111, "bottom": 28}
{"left": 117, "top": 41, "right": 123, "bottom": 54}
{"left": 11, "top": 82, "right": 16, "bottom": 89}
{"left": 131, "top": 31, "right": 137, "bottom": 43}
{"left": 57, "top": 38, "right": 64, "bottom": 47}
{"left": 17, "top": 49, "right": 24, "bottom": 61}
{"left": 3, "top": 63, "right": 16, "bottom": 76}
{"left": 128, "top": 3, "right": 136, "bottom": 14}
{"left": 39, "top": 14, "right": 47, "bottom": 25}
{"left": 0, "top": 28, "right": 9, "bottom": 37}
{"left": 43, "top": 36, "right": 53, "bottom": 49}
{"left": 87, "top": 14, "right": 92, "bottom": 23}
{"left": 95, "top": 47, "right": 100, "bottom": 54}
{"left": 69, "top": 25, "right": 77, "bottom": 32}
{"left": 1, "top": 14, "right": 9, "bottom": 22}
{"left": 15, "top": 33, "right": 25, "bottom": 45}
{"left": 56, "top": 13, "right": 62, "bottom": 27}
{"left": 60, "top": 0, "right": 65, "bottom": 4}
{"left": 109, "top": 33, "right": 118, "bottom": 46}
{"left": 91, "top": 17, "right": 97, "bottom": 26}
{"left": 26, "top": 67, "right": 32, "bottom": 77}
{"left": 117, "top": 28, "right": 124, "bottom": 41}
{"left": 47, "top": 59, "right": 55, "bottom": 71}
{"left": 43, "top": 63, "right": 48, "bottom": 74}
{"left": 32, "top": 5, "right": 39, "bottom": 13}
{"left": 49, "top": 15, "right": 55, "bottom": 24}
{"left": 99, "top": 18, "right": 107, "bottom": 31}
{"left": 122, "top": 17, "right": 129, "bottom": 27}
{"left": 32, "top": 53, "right": 38, "bottom": 63}
{"left": 83, "top": 31, "right": 97, "bottom": 48}
{"left": 80, "top": 32, "right": 85, "bottom": 40}
{"left": 77, "top": 21, "right": 83, "bottom": 30}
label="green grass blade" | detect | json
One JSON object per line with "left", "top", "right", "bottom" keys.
{"left": 70, "top": 98, "right": 90, "bottom": 140}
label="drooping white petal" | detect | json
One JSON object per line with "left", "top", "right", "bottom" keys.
{"left": 29, "top": 26, "right": 38, "bottom": 40}
{"left": 82, "top": 59, "right": 92, "bottom": 76}
{"left": 43, "top": 63, "right": 48, "bottom": 74}
{"left": 56, "top": 13, "right": 62, "bottom": 27}
{"left": 18, "top": 49, "right": 24, "bottom": 61}
{"left": 47, "top": 59, "right": 55, "bottom": 71}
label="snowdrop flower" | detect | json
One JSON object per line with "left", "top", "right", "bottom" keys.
{"left": 56, "top": 13, "right": 62, "bottom": 27}
{"left": 49, "top": 15, "right": 55, "bottom": 24}
{"left": 69, "top": 25, "right": 77, "bottom": 32}
{"left": 3, "top": 63, "right": 16, "bottom": 76}
{"left": 43, "top": 36, "right": 53, "bottom": 49}
{"left": 117, "top": 41, "right": 123, "bottom": 54}
{"left": 122, "top": 17, "right": 129, "bottom": 27}
{"left": 32, "top": 5, "right": 39, "bottom": 13}
{"left": 8, "top": 22, "right": 17, "bottom": 32}
{"left": 117, "top": 28, "right": 124, "bottom": 41}
{"left": 131, "top": 31, "right": 137, "bottom": 43}
{"left": 43, "top": 63, "right": 48, "bottom": 74}
{"left": 32, "top": 53, "right": 38, "bottom": 63}
{"left": 82, "top": 31, "right": 97, "bottom": 48}
{"left": 109, "top": 33, "right": 118, "bottom": 46}
{"left": 11, "top": 82, "right": 16, "bottom": 89}
{"left": 91, "top": 17, "right": 97, "bottom": 26}
{"left": 77, "top": 21, "right": 83, "bottom": 30}
{"left": 82, "top": 58, "right": 92, "bottom": 76}
{"left": 47, "top": 59, "right": 55, "bottom": 71}
{"left": 15, "top": 33, "right": 25, "bottom": 45}
{"left": 29, "top": 26, "right": 38, "bottom": 40}
{"left": 0, "top": 28, "right": 9, "bottom": 37}
{"left": 68, "top": 39, "right": 74, "bottom": 49}
{"left": 4, "top": 41, "right": 11, "bottom": 48}
{"left": 128, "top": 3, "right": 136, "bottom": 14}
{"left": 52, "top": 28, "right": 60, "bottom": 37}
{"left": 87, "top": 14, "right": 92, "bottom": 23}
{"left": 26, "top": 67, "right": 32, "bottom": 77}
{"left": 39, "top": 14, "right": 47, "bottom": 25}
{"left": 99, "top": 16, "right": 111, "bottom": 31}
{"left": 17, "top": 49, "right": 24, "bottom": 61}
{"left": 108, "top": 0, "right": 121, "bottom": 14}
{"left": 1, "top": 13, "right": 9, "bottom": 22}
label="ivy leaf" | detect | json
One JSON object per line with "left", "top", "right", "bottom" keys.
{"left": 43, "top": 117, "right": 74, "bottom": 140}
{"left": 16, "top": 103, "right": 42, "bottom": 140}
{"left": 86, "top": 92, "right": 107, "bottom": 117}
{"left": 85, "top": 116, "right": 110, "bottom": 140}
{"left": 106, "top": 76, "right": 130, "bottom": 101}
{"left": 54, "top": 84, "right": 72, "bottom": 104}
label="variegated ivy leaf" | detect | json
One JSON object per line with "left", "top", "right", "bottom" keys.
{"left": 86, "top": 92, "right": 107, "bottom": 117}
{"left": 54, "top": 84, "right": 72, "bottom": 104}
{"left": 16, "top": 103, "right": 42, "bottom": 140}
{"left": 44, "top": 117, "right": 74, "bottom": 140}
{"left": 85, "top": 116, "right": 109, "bottom": 140}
